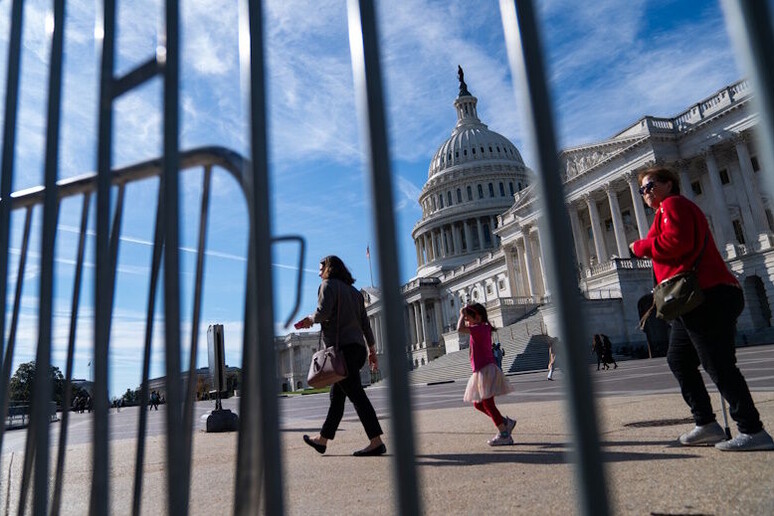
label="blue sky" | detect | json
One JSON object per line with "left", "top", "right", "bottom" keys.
{"left": 0, "top": 0, "right": 745, "bottom": 397}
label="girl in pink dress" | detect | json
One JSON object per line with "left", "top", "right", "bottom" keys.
{"left": 458, "top": 303, "right": 515, "bottom": 446}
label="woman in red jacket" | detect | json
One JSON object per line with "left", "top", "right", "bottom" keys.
{"left": 630, "top": 166, "right": 773, "bottom": 451}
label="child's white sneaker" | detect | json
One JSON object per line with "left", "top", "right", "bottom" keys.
{"left": 487, "top": 433, "right": 513, "bottom": 446}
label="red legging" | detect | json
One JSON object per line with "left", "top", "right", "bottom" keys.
{"left": 473, "top": 397, "right": 504, "bottom": 427}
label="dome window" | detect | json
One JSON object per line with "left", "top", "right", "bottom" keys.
{"left": 463, "top": 149, "right": 467, "bottom": 156}
{"left": 438, "top": 194, "right": 444, "bottom": 209}
{"left": 457, "top": 188, "right": 462, "bottom": 203}
{"left": 477, "top": 184, "right": 484, "bottom": 199}
{"left": 480, "top": 147, "right": 485, "bottom": 154}
{"left": 509, "top": 182, "right": 514, "bottom": 195}
{"left": 489, "top": 146, "right": 493, "bottom": 153}
{"left": 467, "top": 186, "right": 473, "bottom": 201}
{"left": 518, "top": 182, "right": 523, "bottom": 191}
{"left": 447, "top": 191, "right": 453, "bottom": 206}
{"left": 455, "top": 151, "right": 459, "bottom": 158}
{"left": 488, "top": 183, "right": 495, "bottom": 197}
{"left": 496, "top": 146, "right": 501, "bottom": 153}
{"left": 499, "top": 182, "right": 505, "bottom": 196}
{"left": 472, "top": 148, "right": 475, "bottom": 155}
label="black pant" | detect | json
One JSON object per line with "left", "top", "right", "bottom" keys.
{"left": 667, "top": 285, "right": 763, "bottom": 434}
{"left": 320, "top": 344, "right": 383, "bottom": 440}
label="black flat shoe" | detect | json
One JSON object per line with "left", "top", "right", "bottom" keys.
{"left": 303, "top": 434, "right": 326, "bottom": 454}
{"left": 353, "top": 443, "right": 386, "bottom": 457}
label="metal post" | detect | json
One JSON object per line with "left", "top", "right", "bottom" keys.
{"left": 499, "top": 1, "right": 609, "bottom": 515}
{"left": 346, "top": 1, "right": 421, "bottom": 514}
{"left": 721, "top": 0, "right": 774, "bottom": 199}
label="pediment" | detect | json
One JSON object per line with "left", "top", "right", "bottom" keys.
{"left": 560, "top": 135, "right": 648, "bottom": 180}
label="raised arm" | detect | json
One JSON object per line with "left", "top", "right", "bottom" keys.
{"left": 457, "top": 308, "right": 470, "bottom": 335}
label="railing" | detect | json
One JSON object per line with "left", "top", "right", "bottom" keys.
{"left": 1, "top": 1, "right": 772, "bottom": 515}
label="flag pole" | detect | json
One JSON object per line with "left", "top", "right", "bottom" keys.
{"left": 367, "top": 245, "right": 374, "bottom": 287}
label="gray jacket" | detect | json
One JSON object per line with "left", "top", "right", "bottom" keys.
{"left": 312, "top": 278, "right": 375, "bottom": 348}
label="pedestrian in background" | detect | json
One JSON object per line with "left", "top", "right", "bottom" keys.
{"left": 458, "top": 303, "right": 515, "bottom": 446}
{"left": 630, "top": 166, "right": 773, "bottom": 451}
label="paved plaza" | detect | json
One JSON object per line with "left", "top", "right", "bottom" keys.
{"left": 1, "top": 345, "right": 773, "bottom": 514}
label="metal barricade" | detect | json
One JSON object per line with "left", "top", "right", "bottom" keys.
{"left": 0, "top": 0, "right": 772, "bottom": 515}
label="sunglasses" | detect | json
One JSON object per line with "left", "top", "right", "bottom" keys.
{"left": 638, "top": 180, "right": 658, "bottom": 195}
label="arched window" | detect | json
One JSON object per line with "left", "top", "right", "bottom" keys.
{"left": 499, "top": 182, "right": 505, "bottom": 196}
{"left": 457, "top": 188, "right": 462, "bottom": 203}
{"left": 447, "top": 191, "right": 453, "bottom": 206}
{"left": 477, "top": 184, "right": 484, "bottom": 199}
{"left": 467, "top": 186, "right": 473, "bottom": 200}
{"left": 438, "top": 194, "right": 444, "bottom": 209}
{"left": 488, "top": 183, "right": 495, "bottom": 197}
{"left": 509, "top": 182, "right": 514, "bottom": 195}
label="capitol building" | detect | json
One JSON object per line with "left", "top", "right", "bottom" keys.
{"left": 277, "top": 71, "right": 773, "bottom": 388}
{"left": 362, "top": 72, "right": 773, "bottom": 374}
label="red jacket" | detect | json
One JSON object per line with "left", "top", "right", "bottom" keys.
{"left": 631, "top": 195, "right": 738, "bottom": 289}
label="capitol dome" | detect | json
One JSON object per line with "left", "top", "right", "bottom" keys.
{"left": 412, "top": 67, "right": 531, "bottom": 277}
{"left": 428, "top": 80, "right": 525, "bottom": 179}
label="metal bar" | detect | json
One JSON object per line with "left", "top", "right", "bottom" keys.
{"left": 161, "top": 0, "right": 187, "bottom": 513}
{"left": 498, "top": 2, "right": 608, "bottom": 515}
{"left": 32, "top": 2, "right": 66, "bottom": 512}
{"left": 2, "top": 207, "right": 32, "bottom": 513}
{"left": 51, "top": 193, "right": 91, "bottom": 516}
{"left": 113, "top": 58, "right": 163, "bottom": 98}
{"left": 8, "top": 147, "right": 247, "bottom": 210}
{"left": 235, "top": 0, "right": 284, "bottom": 513}
{"left": 345, "top": 1, "right": 421, "bottom": 514}
{"left": 132, "top": 190, "right": 165, "bottom": 516}
{"left": 721, "top": 0, "right": 774, "bottom": 198}
{"left": 0, "top": 0, "right": 24, "bottom": 467}
{"left": 270, "top": 236, "right": 306, "bottom": 329}
{"left": 109, "top": 185, "right": 126, "bottom": 282}
{"left": 182, "top": 165, "right": 212, "bottom": 483}
{"left": 93, "top": 0, "right": 116, "bottom": 513}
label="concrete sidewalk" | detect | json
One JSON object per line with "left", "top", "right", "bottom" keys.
{"left": 2, "top": 391, "right": 773, "bottom": 515}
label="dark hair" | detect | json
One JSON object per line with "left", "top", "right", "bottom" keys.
{"left": 637, "top": 166, "right": 680, "bottom": 195}
{"left": 464, "top": 303, "right": 495, "bottom": 330}
{"left": 320, "top": 255, "right": 355, "bottom": 285}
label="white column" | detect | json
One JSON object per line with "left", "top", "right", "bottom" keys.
{"left": 415, "top": 239, "right": 422, "bottom": 266}
{"left": 504, "top": 245, "right": 519, "bottom": 296}
{"left": 735, "top": 137, "right": 771, "bottom": 242}
{"left": 423, "top": 234, "right": 432, "bottom": 262}
{"left": 625, "top": 171, "right": 649, "bottom": 238}
{"left": 677, "top": 161, "right": 694, "bottom": 202}
{"left": 452, "top": 223, "right": 462, "bottom": 255}
{"left": 410, "top": 303, "right": 419, "bottom": 348}
{"left": 568, "top": 203, "right": 590, "bottom": 269}
{"left": 605, "top": 183, "right": 629, "bottom": 257}
{"left": 584, "top": 193, "right": 608, "bottom": 263}
{"left": 463, "top": 220, "right": 472, "bottom": 252}
{"left": 476, "top": 218, "right": 484, "bottom": 250}
{"left": 433, "top": 300, "right": 443, "bottom": 344}
{"left": 522, "top": 226, "right": 537, "bottom": 296}
{"left": 535, "top": 231, "right": 549, "bottom": 296}
{"left": 419, "top": 300, "right": 428, "bottom": 348}
{"left": 703, "top": 149, "right": 736, "bottom": 253}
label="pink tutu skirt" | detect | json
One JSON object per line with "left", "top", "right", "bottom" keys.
{"left": 463, "top": 363, "right": 513, "bottom": 403}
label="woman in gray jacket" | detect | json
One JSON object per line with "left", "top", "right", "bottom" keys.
{"left": 296, "top": 255, "right": 386, "bottom": 456}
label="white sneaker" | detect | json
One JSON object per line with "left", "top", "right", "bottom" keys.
{"left": 487, "top": 433, "right": 513, "bottom": 446}
{"left": 715, "top": 430, "right": 774, "bottom": 451}
{"left": 678, "top": 422, "right": 726, "bottom": 446}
